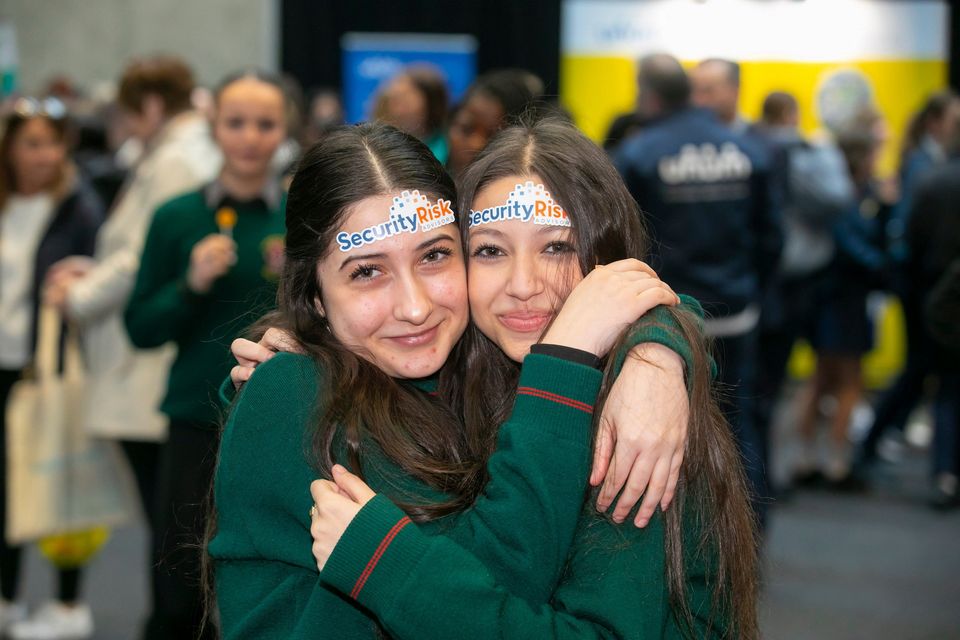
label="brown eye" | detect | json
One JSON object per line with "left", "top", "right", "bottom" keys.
{"left": 349, "top": 264, "right": 380, "bottom": 280}
{"left": 422, "top": 247, "right": 452, "bottom": 263}
{"left": 471, "top": 244, "right": 503, "bottom": 259}
{"left": 544, "top": 241, "right": 574, "bottom": 255}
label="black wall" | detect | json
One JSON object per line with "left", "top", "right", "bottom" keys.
{"left": 281, "top": 0, "right": 562, "bottom": 95}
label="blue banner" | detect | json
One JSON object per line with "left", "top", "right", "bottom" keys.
{"left": 341, "top": 32, "right": 477, "bottom": 124}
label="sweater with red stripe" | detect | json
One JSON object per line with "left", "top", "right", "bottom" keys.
{"left": 211, "top": 351, "right": 604, "bottom": 639}
{"left": 316, "top": 307, "right": 729, "bottom": 637}
{"left": 210, "top": 298, "right": 710, "bottom": 638}
{"left": 320, "top": 483, "right": 723, "bottom": 639}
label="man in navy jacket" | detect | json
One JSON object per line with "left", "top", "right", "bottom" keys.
{"left": 614, "top": 54, "right": 782, "bottom": 526}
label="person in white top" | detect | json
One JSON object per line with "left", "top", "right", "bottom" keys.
{"left": 47, "top": 56, "right": 221, "bottom": 548}
{"left": 0, "top": 97, "right": 104, "bottom": 640}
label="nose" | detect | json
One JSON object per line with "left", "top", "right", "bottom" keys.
{"left": 242, "top": 123, "right": 259, "bottom": 144}
{"left": 504, "top": 252, "right": 544, "bottom": 301}
{"left": 393, "top": 271, "right": 433, "bottom": 326}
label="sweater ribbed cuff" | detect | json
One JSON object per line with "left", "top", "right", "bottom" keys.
{"left": 513, "top": 354, "right": 603, "bottom": 444}
{"left": 529, "top": 343, "right": 602, "bottom": 369}
{"left": 613, "top": 294, "right": 717, "bottom": 389}
{"left": 320, "top": 494, "right": 428, "bottom": 609}
{"left": 218, "top": 375, "right": 237, "bottom": 408}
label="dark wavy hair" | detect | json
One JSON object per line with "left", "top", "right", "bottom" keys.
{"left": 271, "top": 122, "right": 485, "bottom": 519}
{"left": 454, "top": 117, "right": 760, "bottom": 639}
{"left": 116, "top": 55, "right": 194, "bottom": 115}
{"left": 203, "top": 121, "right": 484, "bottom": 636}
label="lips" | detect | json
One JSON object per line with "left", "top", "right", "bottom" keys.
{"left": 386, "top": 323, "right": 441, "bottom": 347}
{"left": 498, "top": 312, "right": 552, "bottom": 333}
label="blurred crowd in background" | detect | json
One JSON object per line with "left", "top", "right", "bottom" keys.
{"left": 0, "top": 40, "right": 958, "bottom": 639}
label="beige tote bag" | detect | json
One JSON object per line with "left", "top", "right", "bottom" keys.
{"left": 5, "top": 306, "right": 136, "bottom": 544}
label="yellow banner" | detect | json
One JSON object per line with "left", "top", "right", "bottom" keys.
{"left": 562, "top": 56, "right": 947, "bottom": 177}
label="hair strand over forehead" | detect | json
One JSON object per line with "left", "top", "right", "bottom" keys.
{"left": 458, "top": 116, "right": 649, "bottom": 275}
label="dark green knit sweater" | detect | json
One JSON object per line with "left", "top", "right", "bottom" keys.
{"left": 211, "top": 297, "right": 722, "bottom": 638}
{"left": 124, "top": 188, "right": 286, "bottom": 423}
{"left": 212, "top": 351, "right": 603, "bottom": 638}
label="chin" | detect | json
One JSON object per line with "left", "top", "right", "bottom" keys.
{"left": 227, "top": 160, "right": 268, "bottom": 176}
{"left": 502, "top": 340, "right": 531, "bottom": 364}
{"left": 377, "top": 345, "right": 448, "bottom": 380}
{"left": 396, "top": 358, "right": 445, "bottom": 379}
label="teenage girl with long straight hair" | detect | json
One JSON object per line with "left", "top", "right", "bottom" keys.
{"left": 307, "top": 118, "right": 759, "bottom": 638}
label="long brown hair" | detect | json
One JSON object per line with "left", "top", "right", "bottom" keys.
{"left": 273, "top": 122, "right": 484, "bottom": 520}
{"left": 454, "top": 117, "right": 760, "bottom": 638}
{"left": 0, "top": 108, "right": 71, "bottom": 211}
{"left": 900, "top": 90, "right": 957, "bottom": 172}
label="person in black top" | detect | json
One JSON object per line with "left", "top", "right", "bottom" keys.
{"left": 905, "top": 152, "right": 960, "bottom": 509}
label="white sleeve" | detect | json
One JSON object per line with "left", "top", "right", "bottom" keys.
{"left": 67, "top": 149, "right": 213, "bottom": 324}
{"left": 66, "top": 246, "right": 140, "bottom": 324}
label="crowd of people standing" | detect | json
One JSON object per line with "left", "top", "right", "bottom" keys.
{"left": 0, "top": 49, "right": 956, "bottom": 639}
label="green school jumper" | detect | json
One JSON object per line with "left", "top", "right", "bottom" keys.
{"left": 211, "top": 298, "right": 725, "bottom": 638}
{"left": 124, "top": 185, "right": 286, "bottom": 423}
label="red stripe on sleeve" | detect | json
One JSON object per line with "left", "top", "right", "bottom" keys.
{"left": 517, "top": 387, "right": 594, "bottom": 414}
{"left": 350, "top": 516, "right": 412, "bottom": 600}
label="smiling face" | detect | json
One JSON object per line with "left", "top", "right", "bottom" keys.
{"left": 214, "top": 77, "right": 287, "bottom": 181}
{"left": 316, "top": 194, "right": 469, "bottom": 379}
{"left": 467, "top": 174, "right": 584, "bottom": 362}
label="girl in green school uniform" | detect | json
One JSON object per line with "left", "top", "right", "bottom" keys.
{"left": 210, "top": 121, "right": 705, "bottom": 639}
{"left": 123, "top": 70, "right": 288, "bottom": 640}
{"left": 308, "top": 118, "right": 759, "bottom": 638}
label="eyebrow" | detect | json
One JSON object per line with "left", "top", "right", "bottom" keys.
{"left": 338, "top": 233, "right": 457, "bottom": 270}
{"left": 469, "top": 228, "right": 505, "bottom": 239}
{"left": 537, "top": 225, "right": 571, "bottom": 236}
{"left": 469, "top": 226, "right": 570, "bottom": 240}
{"left": 416, "top": 233, "right": 456, "bottom": 250}
{"left": 339, "top": 252, "right": 386, "bottom": 271}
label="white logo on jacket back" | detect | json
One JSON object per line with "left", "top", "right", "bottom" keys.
{"left": 657, "top": 143, "right": 753, "bottom": 184}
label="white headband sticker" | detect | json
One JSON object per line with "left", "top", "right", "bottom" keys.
{"left": 337, "top": 190, "right": 455, "bottom": 252}
{"left": 469, "top": 181, "right": 570, "bottom": 228}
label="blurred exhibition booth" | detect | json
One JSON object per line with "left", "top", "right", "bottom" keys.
{"left": 2, "top": 0, "right": 956, "bottom": 386}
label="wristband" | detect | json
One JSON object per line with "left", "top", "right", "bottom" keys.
{"left": 530, "top": 343, "right": 602, "bottom": 370}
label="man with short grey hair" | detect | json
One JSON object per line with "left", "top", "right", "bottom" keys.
{"left": 692, "top": 58, "right": 748, "bottom": 134}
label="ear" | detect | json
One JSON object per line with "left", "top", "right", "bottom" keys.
{"left": 314, "top": 296, "right": 326, "bottom": 319}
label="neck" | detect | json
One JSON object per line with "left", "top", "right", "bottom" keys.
{"left": 14, "top": 179, "right": 49, "bottom": 197}
{"left": 143, "top": 113, "right": 179, "bottom": 147}
{"left": 218, "top": 169, "right": 270, "bottom": 201}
